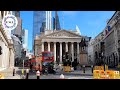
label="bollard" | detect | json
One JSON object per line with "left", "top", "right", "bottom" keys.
{"left": 60, "top": 74, "right": 65, "bottom": 79}
{"left": 26, "top": 69, "right": 29, "bottom": 79}
{"left": 36, "top": 70, "right": 40, "bottom": 79}
{"left": 91, "top": 65, "right": 93, "bottom": 73}
{"left": 83, "top": 65, "right": 85, "bottom": 73}
{"left": 13, "top": 68, "right": 15, "bottom": 76}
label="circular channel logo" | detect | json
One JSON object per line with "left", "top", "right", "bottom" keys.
{"left": 2, "top": 14, "right": 18, "bottom": 31}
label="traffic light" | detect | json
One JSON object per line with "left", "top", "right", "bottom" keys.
{"left": 0, "top": 46, "right": 2, "bottom": 55}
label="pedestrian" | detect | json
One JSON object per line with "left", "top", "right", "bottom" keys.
{"left": 38, "top": 64, "right": 40, "bottom": 71}
{"left": 30, "top": 62, "right": 33, "bottom": 71}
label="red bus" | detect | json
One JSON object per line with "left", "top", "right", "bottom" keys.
{"left": 29, "top": 51, "right": 54, "bottom": 73}
{"left": 41, "top": 51, "right": 55, "bottom": 74}
{"left": 42, "top": 51, "right": 54, "bottom": 62}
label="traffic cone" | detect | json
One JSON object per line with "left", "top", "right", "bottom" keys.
{"left": 60, "top": 74, "right": 65, "bottom": 79}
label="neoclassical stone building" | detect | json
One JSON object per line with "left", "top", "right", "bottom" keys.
{"left": 0, "top": 11, "right": 15, "bottom": 70}
{"left": 34, "top": 30, "right": 89, "bottom": 66}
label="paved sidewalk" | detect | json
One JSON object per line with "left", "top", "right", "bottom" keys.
{"left": 0, "top": 67, "right": 6, "bottom": 71}
{"left": 0, "top": 67, "right": 21, "bottom": 79}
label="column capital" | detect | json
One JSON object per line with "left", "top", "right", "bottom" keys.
{"left": 71, "top": 42, "right": 74, "bottom": 44}
{"left": 54, "top": 42, "right": 56, "bottom": 44}
{"left": 77, "top": 42, "right": 80, "bottom": 44}
{"left": 65, "top": 42, "right": 68, "bottom": 44}
{"left": 59, "top": 42, "right": 62, "bottom": 44}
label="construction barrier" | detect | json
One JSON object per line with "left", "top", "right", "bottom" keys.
{"left": 94, "top": 65, "right": 108, "bottom": 70}
{"left": 93, "top": 70, "right": 100, "bottom": 79}
{"left": 100, "top": 74, "right": 109, "bottom": 79}
{"left": 94, "top": 66, "right": 104, "bottom": 70}
{"left": 114, "top": 71, "right": 119, "bottom": 79}
{"left": 105, "top": 70, "right": 115, "bottom": 79}
{"left": 93, "top": 69, "right": 120, "bottom": 79}
{"left": 63, "top": 66, "right": 71, "bottom": 72}
{"left": 0, "top": 73, "right": 4, "bottom": 79}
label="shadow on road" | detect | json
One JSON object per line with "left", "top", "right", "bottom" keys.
{"left": 56, "top": 72, "right": 93, "bottom": 76}
{"left": 15, "top": 69, "right": 37, "bottom": 76}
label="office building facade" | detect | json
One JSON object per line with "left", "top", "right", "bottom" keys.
{"left": 32, "top": 11, "right": 52, "bottom": 50}
{"left": 22, "top": 29, "right": 28, "bottom": 50}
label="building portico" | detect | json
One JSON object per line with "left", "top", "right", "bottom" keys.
{"left": 34, "top": 30, "right": 89, "bottom": 66}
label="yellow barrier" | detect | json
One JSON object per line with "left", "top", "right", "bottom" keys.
{"left": 114, "top": 71, "right": 119, "bottom": 79}
{"left": 94, "top": 66, "right": 104, "bottom": 70}
{"left": 0, "top": 73, "right": 4, "bottom": 79}
{"left": 63, "top": 66, "right": 71, "bottom": 72}
{"left": 93, "top": 70, "right": 100, "bottom": 79}
{"left": 93, "top": 69, "right": 120, "bottom": 79}
{"left": 105, "top": 70, "right": 115, "bottom": 79}
{"left": 94, "top": 65, "right": 108, "bottom": 70}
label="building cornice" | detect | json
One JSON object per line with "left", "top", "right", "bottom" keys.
{"left": 0, "top": 26, "right": 9, "bottom": 46}
{"left": 0, "top": 26, "right": 14, "bottom": 49}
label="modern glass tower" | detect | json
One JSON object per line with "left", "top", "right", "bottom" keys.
{"left": 33, "top": 11, "right": 46, "bottom": 48}
{"left": 53, "top": 11, "right": 61, "bottom": 30}
{"left": 32, "top": 11, "right": 52, "bottom": 51}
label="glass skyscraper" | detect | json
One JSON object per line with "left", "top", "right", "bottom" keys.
{"left": 53, "top": 11, "right": 61, "bottom": 30}
{"left": 32, "top": 11, "right": 46, "bottom": 48}
{"left": 32, "top": 11, "right": 53, "bottom": 51}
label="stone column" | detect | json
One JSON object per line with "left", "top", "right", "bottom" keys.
{"left": 42, "top": 42, "right": 44, "bottom": 52}
{"left": 48, "top": 42, "right": 50, "bottom": 51}
{"left": 71, "top": 42, "right": 74, "bottom": 62}
{"left": 60, "top": 42, "right": 62, "bottom": 63}
{"left": 77, "top": 42, "right": 80, "bottom": 63}
{"left": 65, "top": 42, "right": 68, "bottom": 52}
{"left": 54, "top": 42, "right": 56, "bottom": 63}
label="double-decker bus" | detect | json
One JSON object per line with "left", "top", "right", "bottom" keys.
{"left": 42, "top": 51, "right": 54, "bottom": 62}
{"left": 30, "top": 51, "right": 54, "bottom": 73}
{"left": 41, "top": 51, "right": 55, "bottom": 74}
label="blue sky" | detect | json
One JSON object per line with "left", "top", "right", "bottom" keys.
{"left": 20, "top": 11, "right": 115, "bottom": 51}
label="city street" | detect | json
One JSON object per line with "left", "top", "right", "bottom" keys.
{"left": 2, "top": 67, "right": 93, "bottom": 79}
{"left": 0, "top": 66, "right": 94, "bottom": 79}
{"left": 0, "top": 11, "right": 119, "bottom": 79}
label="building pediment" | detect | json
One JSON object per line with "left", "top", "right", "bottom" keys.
{"left": 44, "top": 30, "right": 82, "bottom": 38}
